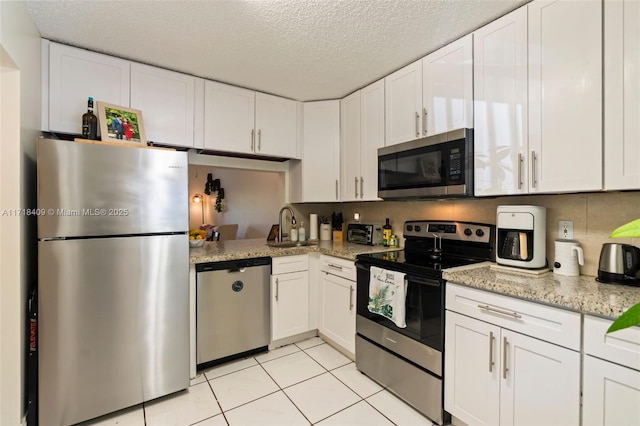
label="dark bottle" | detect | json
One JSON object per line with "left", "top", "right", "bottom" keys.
{"left": 382, "top": 218, "right": 392, "bottom": 247}
{"left": 82, "top": 97, "right": 98, "bottom": 140}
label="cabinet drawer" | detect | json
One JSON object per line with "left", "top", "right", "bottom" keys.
{"left": 320, "top": 255, "right": 356, "bottom": 281}
{"left": 446, "top": 283, "right": 581, "bottom": 350}
{"left": 272, "top": 255, "right": 308, "bottom": 275}
{"left": 585, "top": 315, "right": 640, "bottom": 371}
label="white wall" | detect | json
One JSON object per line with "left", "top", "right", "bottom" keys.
{"left": 0, "top": 1, "right": 42, "bottom": 424}
{"left": 188, "top": 165, "right": 284, "bottom": 239}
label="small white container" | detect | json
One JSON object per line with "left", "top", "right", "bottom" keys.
{"left": 298, "top": 222, "right": 306, "bottom": 242}
{"left": 290, "top": 227, "right": 298, "bottom": 242}
{"left": 320, "top": 223, "right": 332, "bottom": 241}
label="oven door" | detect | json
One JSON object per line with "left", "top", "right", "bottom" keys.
{"left": 355, "top": 260, "right": 443, "bottom": 375}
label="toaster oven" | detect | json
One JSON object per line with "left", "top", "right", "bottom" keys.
{"left": 347, "top": 223, "right": 383, "bottom": 245}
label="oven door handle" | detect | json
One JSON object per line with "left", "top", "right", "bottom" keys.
{"left": 355, "top": 262, "right": 441, "bottom": 288}
{"left": 405, "top": 275, "right": 441, "bottom": 287}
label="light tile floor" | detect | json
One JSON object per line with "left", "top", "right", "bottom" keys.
{"left": 82, "top": 337, "right": 435, "bottom": 426}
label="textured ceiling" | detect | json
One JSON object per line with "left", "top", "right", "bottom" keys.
{"left": 25, "top": 0, "right": 530, "bottom": 101}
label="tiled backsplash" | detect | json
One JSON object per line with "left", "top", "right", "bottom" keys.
{"left": 293, "top": 191, "right": 640, "bottom": 277}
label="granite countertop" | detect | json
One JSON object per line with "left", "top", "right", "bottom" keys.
{"left": 189, "top": 238, "right": 399, "bottom": 264}
{"left": 443, "top": 263, "right": 640, "bottom": 319}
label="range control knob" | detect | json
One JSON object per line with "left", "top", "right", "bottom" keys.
{"left": 406, "top": 225, "right": 413, "bottom": 232}
{"left": 464, "top": 228, "right": 473, "bottom": 236}
{"left": 476, "top": 229, "right": 485, "bottom": 237}
{"left": 415, "top": 225, "right": 421, "bottom": 232}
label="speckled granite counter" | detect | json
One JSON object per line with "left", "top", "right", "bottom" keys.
{"left": 189, "top": 238, "right": 399, "bottom": 264}
{"left": 443, "top": 263, "right": 640, "bottom": 319}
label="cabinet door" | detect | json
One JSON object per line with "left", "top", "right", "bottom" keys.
{"left": 423, "top": 34, "right": 473, "bottom": 137}
{"left": 203, "top": 81, "right": 255, "bottom": 154}
{"left": 528, "top": 0, "right": 602, "bottom": 193}
{"left": 445, "top": 311, "right": 501, "bottom": 426}
{"left": 301, "top": 101, "right": 340, "bottom": 202}
{"left": 340, "top": 91, "right": 361, "bottom": 202}
{"left": 473, "top": 8, "right": 529, "bottom": 196}
{"left": 384, "top": 60, "right": 422, "bottom": 146}
{"left": 255, "top": 93, "right": 298, "bottom": 158}
{"left": 360, "top": 79, "right": 385, "bottom": 201}
{"left": 271, "top": 271, "right": 310, "bottom": 341}
{"left": 130, "top": 63, "right": 195, "bottom": 147}
{"left": 49, "top": 43, "right": 130, "bottom": 134}
{"left": 604, "top": 0, "right": 640, "bottom": 190}
{"left": 500, "top": 329, "right": 580, "bottom": 426}
{"left": 583, "top": 355, "right": 640, "bottom": 426}
{"left": 319, "top": 272, "right": 355, "bottom": 355}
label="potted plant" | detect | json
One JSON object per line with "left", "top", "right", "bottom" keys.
{"left": 607, "top": 218, "right": 640, "bottom": 333}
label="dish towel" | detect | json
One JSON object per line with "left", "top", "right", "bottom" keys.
{"left": 368, "top": 266, "right": 407, "bottom": 328}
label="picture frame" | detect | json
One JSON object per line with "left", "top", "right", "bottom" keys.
{"left": 266, "top": 224, "right": 279, "bottom": 242}
{"left": 96, "top": 101, "right": 147, "bottom": 146}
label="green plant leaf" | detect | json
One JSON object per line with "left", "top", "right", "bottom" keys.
{"left": 609, "top": 218, "right": 640, "bottom": 238}
{"left": 607, "top": 302, "right": 640, "bottom": 333}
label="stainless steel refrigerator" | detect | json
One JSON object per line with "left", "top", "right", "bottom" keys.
{"left": 37, "top": 138, "right": 189, "bottom": 425}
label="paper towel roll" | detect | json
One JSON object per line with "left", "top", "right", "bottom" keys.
{"left": 309, "top": 214, "right": 318, "bottom": 240}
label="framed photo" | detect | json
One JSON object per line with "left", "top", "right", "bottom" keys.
{"left": 267, "top": 224, "right": 279, "bottom": 242}
{"left": 96, "top": 101, "right": 147, "bottom": 146}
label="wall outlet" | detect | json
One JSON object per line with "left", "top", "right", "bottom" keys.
{"left": 354, "top": 212, "right": 360, "bottom": 222}
{"left": 559, "top": 220, "right": 574, "bottom": 239}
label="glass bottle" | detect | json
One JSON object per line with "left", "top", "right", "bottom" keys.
{"left": 82, "top": 97, "right": 98, "bottom": 140}
{"left": 383, "top": 218, "right": 392, "bottom": 247}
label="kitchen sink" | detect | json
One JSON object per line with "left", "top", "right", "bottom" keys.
{"left": 266, "top": 240, "right": 318, "bottom": 248}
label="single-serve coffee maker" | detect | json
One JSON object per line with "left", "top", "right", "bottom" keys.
{"left": 496, "top": 205, "right": 547, "bottom": 269}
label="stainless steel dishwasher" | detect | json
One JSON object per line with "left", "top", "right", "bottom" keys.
{"left": 196, "top": 257, "right": 271, "bottom": 369}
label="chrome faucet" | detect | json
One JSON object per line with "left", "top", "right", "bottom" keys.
{"left": 278, "top": 206, "right": 297, "bottom": 242}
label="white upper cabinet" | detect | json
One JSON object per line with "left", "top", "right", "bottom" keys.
{"left": 341, "top": 80, "right": 385, "bottom": 202}
{"left": 254, "top": 92, "right": 299, "bottom": 158}
{"left": 203, "top": 81, "right": 298, "bottom": 158}
{"left": 422, "top": 34, "right": 473, "bottom": 137}
{"left": 341, "top": 90, "right": 362, "bottom": 201}
{"left": 291, "top": 101, "right": 340, "bottom": 203}
{"left": 528, "top": 0, "right": 602, "bottom": 193}
{"left": 47, "top": 42, "right": 130, "bottom": 135}
{"left": 359, "top": 80, "right": 385, "bottom": 201}
{"left": 203, "top": 81, "right": 255, "bottom": 155}
{"left": 385, "top": 60, "right": 423, "bottom": 146}
{"left": 604, "top": 0, "right": 640, "bottom": 190}
{"left": 130, "top": 62, "right": 195, "bottom": 147}
{"left": 474, "top": 7, "right": 529, "bottom": 196}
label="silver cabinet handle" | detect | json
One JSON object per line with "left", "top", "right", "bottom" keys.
{"left": 489, "top": 331, "right": 495, "bottom": 372}
{"left": 502, "top": 336, "right": 508, "bottom": 379}
{"left": 349, "top": 285, "right": 354, "bottom": 311}
{"left": 477, "top": 304, "right": 522, "bottom": 319}
{"left": 327, "top": 263, "right": 343, "bottom": 271}
{"left": 517, "top": 153, "right": 523, "bottom": 189}
{"left": 531, "top": 151, "right": 537, "bottom": 188}
{"left": 251, "top": 129, "right": 255, "bottom": 151}
{"left": 258, "top": 129, "right": 262, "bottom": 151}
{"left": 415, "top": 112, "right": 420, "bottom": 137}
{"left": 355, "top": 177, "right": 358, "bottom": 198}
{"left": 360, "top": 177, "right": 364, "bottom": 199}
{"left": 335, "top": 180, "right": 339, "bottom": 200}
{"left": 275, "top": 278, "right": 279, "bottom": 301}
{"left": 423, "top": 108, "right": 428, "bottom": 136}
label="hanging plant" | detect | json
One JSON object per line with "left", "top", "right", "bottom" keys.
{"left": 204, "top": 173, "right": 214, "bottom": 195}
{"left": 215, "top": 188, "right": 225, "bottom": 213}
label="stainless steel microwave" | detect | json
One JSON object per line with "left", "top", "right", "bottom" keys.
{"left": 377, "top": 128, "right": 473, "bottom": 200}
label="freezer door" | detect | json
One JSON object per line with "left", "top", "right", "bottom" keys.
{"left": 37, "top": 138, "right": 188, "bottom": 238}
{"left": 38, "top": 235, "right": 189, "bottom": 425}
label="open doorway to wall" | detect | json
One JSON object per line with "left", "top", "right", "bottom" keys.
{"left": 188, "top": 164, "right": 284, "bottom": 239}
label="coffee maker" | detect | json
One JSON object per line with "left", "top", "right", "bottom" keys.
{"left": 496, "top": 205, "right": 547, "bottom": 269}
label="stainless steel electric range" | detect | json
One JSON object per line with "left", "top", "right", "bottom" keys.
{"left": 355, "top": 220, "right": 496, "bottom": 425}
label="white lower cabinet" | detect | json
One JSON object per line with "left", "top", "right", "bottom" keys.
{"left": 270, "top": 255, "right": 310, "bottom": 341}
{"left": 583, "top": 315, "right": 640, "bottom": 425}
{"left": 445, "top": 283, "right": 581, "bottom": 426}
{"left": 318, "top": 255, "right": 356, "bottom": 356}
